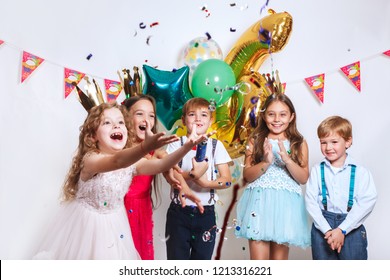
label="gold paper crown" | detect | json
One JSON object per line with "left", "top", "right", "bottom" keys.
{"left": 262, "top": 70, "right": 285, "bottom": 97}
{"left": 75, "top": 66, "right": 143, "bottom": 112}
{"left": 73, "top": 76, "right": 105, "bottom": 112}
{"left": 119, "top": 66, "right": 142, "bottom": 99}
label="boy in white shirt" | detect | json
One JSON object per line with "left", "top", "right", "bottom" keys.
{"left": 165, "top": 97, "right": 232, "bottom": 260}
{"left": 305, "top": 116, "right": 377, "bottom": 259}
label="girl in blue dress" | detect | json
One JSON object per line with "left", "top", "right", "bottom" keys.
{"left": 235, "top": 93, "right": 311, "bottom": 259}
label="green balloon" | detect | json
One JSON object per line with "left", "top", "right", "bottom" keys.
{"left": 191, "top": 59, "right": 236, "bottom": 106}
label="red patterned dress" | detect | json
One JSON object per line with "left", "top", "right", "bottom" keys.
{"left": 124, "top": 173, "right": 154, "bottom": 260}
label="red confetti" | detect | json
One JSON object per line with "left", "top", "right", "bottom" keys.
{"left": 201, "top": 5, "right": 211, "bottom": 17}
{"left": 150, "top": 22, "right": 159, "bottom": 27}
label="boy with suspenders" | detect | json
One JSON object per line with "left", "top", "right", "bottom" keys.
{"left": 165, "top": 98, "right": 232, "bottom": 260}
{"left": 305, "top": 116, "right": 377, "bottom": 259}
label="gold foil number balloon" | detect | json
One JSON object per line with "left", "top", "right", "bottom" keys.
{"left": 213, "top": 10, "right": 293, "bottom": 158}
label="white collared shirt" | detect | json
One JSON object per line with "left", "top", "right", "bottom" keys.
{"left": 305, "top": 154, "right": 377, "bottom": 234}
{"left": 166, "top": 136, "right": 232, "bottom": 206}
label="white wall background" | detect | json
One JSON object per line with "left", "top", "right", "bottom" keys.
{"left": 0, "top": 0, "right": 389, "bottom": 260}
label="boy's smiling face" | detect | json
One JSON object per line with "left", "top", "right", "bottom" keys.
{"left": 319, "top": 131, "right": 352, "bottom": 167}
{"left": 182, "top": 106, "right": 212, "bottom": 135}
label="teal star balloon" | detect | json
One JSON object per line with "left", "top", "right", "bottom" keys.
{"left": 143, "top": 65, "right": 193, "bottom": 130}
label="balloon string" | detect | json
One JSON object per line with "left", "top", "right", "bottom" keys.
{"left": 269, "top": 39, "right": 274, "bottom": 78}
{"left": 259, "top": 0, "right": 270, "bottom": 16}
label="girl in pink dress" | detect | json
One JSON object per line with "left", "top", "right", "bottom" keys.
{"left": 123, "top": 96, "right": 166, "bottom": 260}
{"left": 123, "top": 95, "right": 208, "bottom": 259}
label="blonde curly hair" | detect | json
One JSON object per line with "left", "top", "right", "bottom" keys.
{"left": 62, "top": 102, "right": 134, "bottom": 201}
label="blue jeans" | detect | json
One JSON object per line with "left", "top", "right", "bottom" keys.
{"left": 311, "top": 210, "right": 368, "bottom": 260}
{"left": 165, "top": 202, "right": 216, "bottom": 260}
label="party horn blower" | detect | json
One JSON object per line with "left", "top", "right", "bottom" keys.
{"left": 195, "top": 140, "right": 208, "bottom": 162}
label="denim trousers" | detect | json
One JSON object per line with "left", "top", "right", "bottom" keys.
{"left": 311, "top": 210, "right": 368, "bottom": 260}
{"left": 165, "top": 202, "right": 216, "bottom": 260}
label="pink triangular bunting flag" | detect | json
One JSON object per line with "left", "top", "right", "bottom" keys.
{"left": 21, "top": 51, "right": 45, "bottom": 83}
{"left": 304, "top": 74, "right": 325, "bottom": 103}
{"left": 383, "top": 50, "right": 390, "bottom": 57}
{"left": 0, "top": 40, "right": 4, "bottom": 46}
{"left": 340, "top": 61, "right": 361, "bottom": 92}
{"left": 64, "top": 68, "right": 85, "bottom": 98}
{"left": 104, "top": 79, "right": 123, "bottom": 102}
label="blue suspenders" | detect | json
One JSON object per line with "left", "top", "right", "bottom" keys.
{"left": 320, "top": 162, "right": 356, "bottom": 212}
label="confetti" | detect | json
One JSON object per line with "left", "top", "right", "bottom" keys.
{"left": 240, "top": 4, "right": 248, "bottom": 11}
{"left": 205, "top": 32, "right": 212, "bottom": 40}
{"left": 139, "top": 22, "right": 146, "bottom": 29}
{"left": 146, "top": 36, "right": 152, "bottom": 45}
{"left": 150, "top": 22, "right": 159, "bottom": 27}
{"left": 230, "top": 27, "right": 236, "bottom": 32}
{"left": 86, "top": 54, "right": 93, "bottom": 60}
{"left": 159, "top": 234, "right": 170, "bottom": 243}
{"left": 200, "top": 5, "right": 211, "bottom": 17}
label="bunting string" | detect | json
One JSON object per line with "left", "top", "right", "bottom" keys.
{"left": 0, "top": 38, "right": 389, "bottom": 104}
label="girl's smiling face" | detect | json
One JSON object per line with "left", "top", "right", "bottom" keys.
{"left": 129, "top": 99, "right": 156, "bottom": 142}
{"left": 263, "top": 100, "right": 294, "bottom": 139}
{"left": 95, "top": 107, "right": 128, "bottom": 154}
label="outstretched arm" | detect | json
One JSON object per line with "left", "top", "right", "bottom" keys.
{"left": 135, "top": 124, "right": 212, "bottom": 175}
{"left": 81, "top": 121, "right": 179, "bottom": 181}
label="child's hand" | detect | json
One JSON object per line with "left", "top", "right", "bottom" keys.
{"left": 143, "top": 120, "right": 179, "bottom": 151}
{"left": 277, "top": 139, "right": 292, "bottom": 164}
{"left": 163, "top": 167, "right": 182, "bottom": 189}
{"left": 186, "top": 124, "right": 216, "bottom": 147}
{"left": 325, "top": 228, "right": 345, "bottom": 253}
{"left": 178, "top": 184, "right": 204, "bottom": 214}
{"left": 189, "top": 157, "right": 209, "bottom": 179}
{"left": 263, "top": 138, "right": 274, "bottom": 164}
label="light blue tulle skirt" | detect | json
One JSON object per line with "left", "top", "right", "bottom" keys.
{"left": 235, "top": 187, "right": 311, "bottom": 248}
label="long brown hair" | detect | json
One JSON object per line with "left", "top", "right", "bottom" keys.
{"left": 250, "top": 94, "right": 305, "bottom": 166}
{"left": 62, "top": 102, "right": 133, "bottom": 201}
{"left": 123, "top": 95, "right": 161, "bottom": 209}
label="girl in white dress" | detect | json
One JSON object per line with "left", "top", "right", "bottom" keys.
{"left": 33, "top": 102, "right": 207, "bottom": 260}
